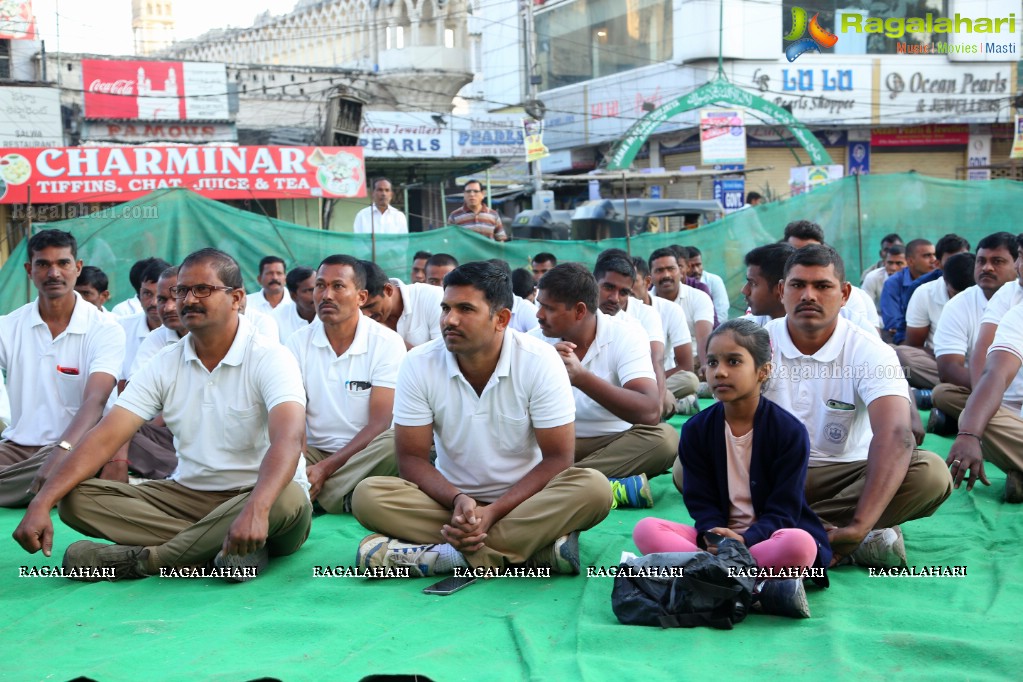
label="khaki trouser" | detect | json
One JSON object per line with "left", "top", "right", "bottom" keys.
{"left": 575, "top": 423, "right": 678, "bottom": 479}
{"left": 0, "top": 442, "right": 59, "bottom": 508}
{"left": 672, "top": 449, "right": 952, "bottom": 529}
{"left": 662, "top": 370, "right": 700, "bottom": 417}
{"left": 352, "top": 468, "right": 612, "bottom": 569}
{"left": 666, "top": 371, "right": 699, "bottom": 399}
{"left": 934, "top": 383, "right": 1023, "bottom": 474}
{"left": 304, "top": 429, "right": 398, "bottom": 514}
{"left": 59, "top": 479, "right": 312, "bottom": 571}
{"left": 804, "top": 450, "right": 951, "bottom": 528}
{"left": 128, "top": 422, "right": 178, "bottom": 480}
{"left": 896, "top": 345, "right": 939, "bottom": 390}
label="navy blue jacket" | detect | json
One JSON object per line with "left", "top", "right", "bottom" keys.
{"left": 679, "top": 396, "right": 831, "bottom": 585}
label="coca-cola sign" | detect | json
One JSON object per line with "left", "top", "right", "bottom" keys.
{"left": 88, "top": 79, "right": 136, "bottom": 96}
{"left": 81, "top": 60, "right": 229, "bottom": 121}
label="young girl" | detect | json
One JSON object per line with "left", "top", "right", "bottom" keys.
{"left": 633, "top": 319, "right": 831, "bottom": 587}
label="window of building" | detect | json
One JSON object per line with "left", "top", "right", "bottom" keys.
{"left": 386, "top": 25, "right": 405, "bottom": 49}
{"left": 444, "top": 28, "right": 455, "bottom": 48}
{"left": 782, "top": 0, "right": 948, "bottom": 55}
{"left": 0, "top": 40, "right": 9, "bottom": 80}
{"left": 536, "top": 0, "right": 672, "bottom": 91}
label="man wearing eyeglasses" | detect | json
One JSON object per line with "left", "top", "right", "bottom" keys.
{"left": 447, "top": 180, "right": 508, "bottom": 242}
{"left": 14, "top": 248, "right": 312, "bottom": 582}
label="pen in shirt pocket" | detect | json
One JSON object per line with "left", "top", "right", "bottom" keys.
{"left": 56, "top": 365, "right": 80, "bottom": 376}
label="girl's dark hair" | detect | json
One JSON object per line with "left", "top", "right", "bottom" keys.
{"left": 706, "top": 318, "right": 772, "bottom": 372}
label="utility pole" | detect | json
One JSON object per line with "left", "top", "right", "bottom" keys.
{"left": 522, "top": 0, "right": 544, "bottom": 210}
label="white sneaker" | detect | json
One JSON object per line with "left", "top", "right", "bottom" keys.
{"left": 675, "top": 394, "right": 701, "bottom": 416}
{"left": 851, "top": 526, "right": 907, "bottom": 569}
{"left": 356, "top": 533, "right": 440, "bottom": 577}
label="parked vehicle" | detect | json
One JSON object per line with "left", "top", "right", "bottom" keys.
{"left": 570, "top": 199, "right": 725, "bottom": 240}
{"left": 509, "top": 209, "right": 574, "bottom": 240}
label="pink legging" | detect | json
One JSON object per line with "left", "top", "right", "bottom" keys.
{"left": 633, "top": 517, "right": 818, "bottom": 571}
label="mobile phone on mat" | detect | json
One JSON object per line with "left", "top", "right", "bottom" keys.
{"left": 422, "top": 576, "right": 477, "bottom": 596}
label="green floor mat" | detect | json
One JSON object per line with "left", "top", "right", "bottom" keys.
{"left": 1, "top": 410, "right": 1018, "bottom": 681}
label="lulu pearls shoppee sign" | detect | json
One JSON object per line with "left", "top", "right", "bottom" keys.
{"left": 0, "top": 146, "right": 366, "bottom": 203}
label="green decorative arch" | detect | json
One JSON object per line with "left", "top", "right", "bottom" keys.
{"left": 604, "top": 78, "right": 833, "bottom": 170}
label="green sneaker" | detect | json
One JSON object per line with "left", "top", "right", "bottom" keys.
{"left": 609, "top": 473, "right": 654, "bottom": 509}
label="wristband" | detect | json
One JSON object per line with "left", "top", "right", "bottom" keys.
{"left": 957, "top": 431, "right": 983, "bottom": 443}
{"left": 451, "top": 492, "right": 467, "bottom": 508}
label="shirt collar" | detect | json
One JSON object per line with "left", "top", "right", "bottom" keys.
{"left": 776, "top": 315, "right": 849, "bottom": 363}
{"left": 30, "top": 291, "right": 93, "bottom": 334}
{"left": 311, "top": 314, "right": 369, "bottom": 356}
{"left": 183, "top": 314, "right": 252, "bottom": 367}
{"left": 444, "top": 328, "right": 513, "bottom": 380}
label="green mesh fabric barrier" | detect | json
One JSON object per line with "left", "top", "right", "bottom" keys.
{"left": 2, "top": 174, "right": 1020, "bottom": 316}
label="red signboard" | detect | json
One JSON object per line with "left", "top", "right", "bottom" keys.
{"left": 82, "top": 59, "right": 229, "bottom": 121}
{"left": 871, "top": 125, "right": 969, "bottom": 147}
{"left": 0, "top": 146, "right": 366, "bottom": 203}
{"left": 0, "top": 1, "right": 37, "bottom": 40}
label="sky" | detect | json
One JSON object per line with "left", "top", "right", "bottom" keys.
{"left": 31, "top": 0, "right": 299, "bottom": 55}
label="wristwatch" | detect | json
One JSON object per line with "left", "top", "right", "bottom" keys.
{"left": 57, "top": 440, "right": 73, "bottom": 452}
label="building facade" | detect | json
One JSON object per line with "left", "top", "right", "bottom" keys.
{"left": 468, "top": 0, "right": 1021, "bottom": 205}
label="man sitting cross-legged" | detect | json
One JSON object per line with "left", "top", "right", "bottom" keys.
{"left": 759, "top": 245, "right": 951, "bottom": 568}
{"left": 533, "top": 262, "right": 678, "bottom": 509}
{"left": 13, "top": 248, "right": 312, "bottom": 582}
{"left": 352, "top": 261, "right": 612, "bottom": 577}
{"left": 286, "top": 255, "right": 407, "bottom": 514}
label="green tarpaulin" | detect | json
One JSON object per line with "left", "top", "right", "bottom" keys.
{"left": 2, "top": 172, "right": 1020, "bottom": 317}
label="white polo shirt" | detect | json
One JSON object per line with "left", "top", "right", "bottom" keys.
{"left": 862, "top": 267, "right": 889, "bottom": 313}
{"left": 356, "top": 202, "right": 407, "bottom": 235}
{"left": 531, "top": 311, "right": 655, "bottom": 438}
{"left": 0, "top": 374, "right": 9, "bottom": 431}
{"left": 989, "top": 305, "right": 1023, "bottom": 417}
{"left": 353, "top": 204, "right": 408, "bottom": 235}
{"left": 699, "top": 270, "right": 730, "bottom": 323}
{"left": 0, "top": 292, "right": 125, "bottom": 446}
{"left": 764, "top": 316, "right": 909, "bottom": 466}
{"left": 111, "top": 296, "right": 142, "bottom": 318}
{"left": 246, "top": 288, "right": 292, "bottom": 316}
{"left": 905, "top": 278, "right": 950, "bottom": 347}
{"left": 287, "top": 315, "right": 406, "bottom": 452}
{"left": 272, "top": 300, "right": 312, "bottom": 344}
{"left": 934, "top": 285, "right": 1023, "bottom": 407}
{"left": 654, "top": 284, "right": 713, "bottom": 355}
{"left": 393, "top": 330, "right": 574, "bottom": 503}
{"left": 510, "top": 295, "right": 540, "bottom": 333}
{"left": 130, "top": 325, "right": 185, "bottom": 379}
{"left": 116, "top": 315, "right": 308, "bottom": 493}
{"left": 244, "top": 309, "right": 280, "bottom": 342}
{"left": 117, "top": 312, "right": 156, "bottom": 380}
{"left": 845, "top": 285, "right": 880, "bottom": 327}
{"left": 389, "top": 278, "right": 443, "bottom": 347}
{"left": 618, "top": 298, "right": 664, "bottom": 345}
{"left": 648, "top": 295, "right": 692, "bottom": 370}
{"left": 980, "top": 280, "right": 1023, "bottom": 326}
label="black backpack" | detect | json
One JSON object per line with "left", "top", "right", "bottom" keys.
{"left": 611, "top": 540, "right": 757, "bottom": 629}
